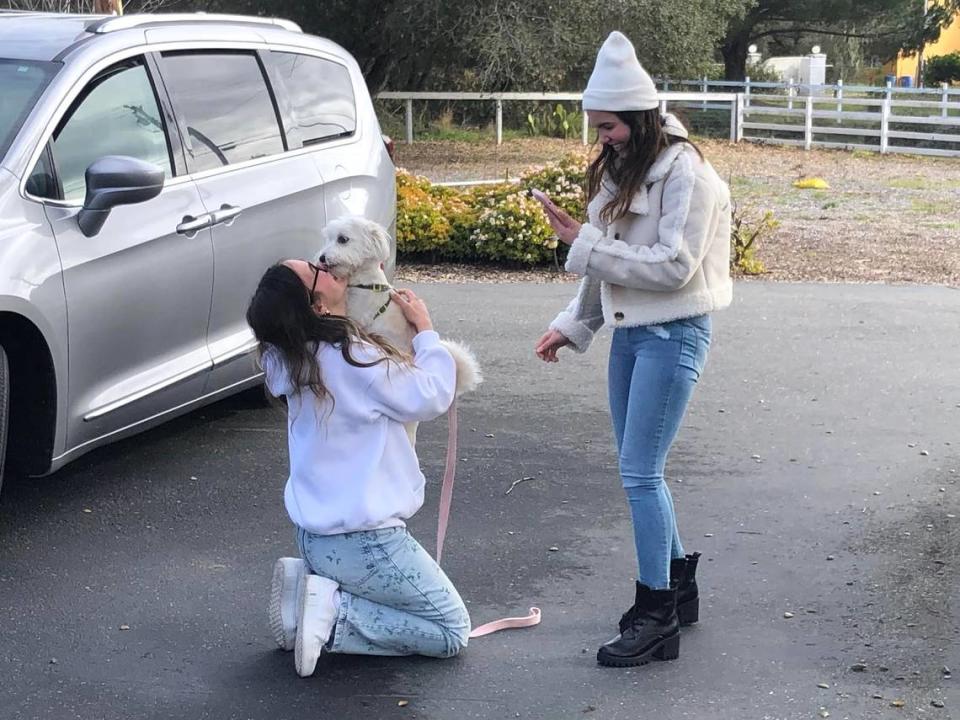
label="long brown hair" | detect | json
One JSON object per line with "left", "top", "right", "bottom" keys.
{"left": 586, "top": 109, "right": 700, "bottom": 225}
{"left": 245, "top": 263, "right": 408, "bottom": 404}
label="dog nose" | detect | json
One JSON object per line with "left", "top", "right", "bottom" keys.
{"left": 317, "top": 254, "right": 327, "bottom": 264}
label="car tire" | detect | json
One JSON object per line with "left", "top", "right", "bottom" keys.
{"left": 0, "top": 343, "right": 8, "bottom": 494}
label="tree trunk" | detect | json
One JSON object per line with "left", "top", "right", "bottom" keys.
{"left": 722, "top": 31, "right": 750, "bottom": 81}
{"left": 94, "top": 0, "right": 122, "bottom": 13}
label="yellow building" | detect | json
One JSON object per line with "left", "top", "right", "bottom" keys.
{"left": 885, "top": 10, "right": 960, "bottom": 85}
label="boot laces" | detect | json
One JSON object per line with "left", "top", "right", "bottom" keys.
{"left": 618, "top": 606, "right": 647, "bottom": 632}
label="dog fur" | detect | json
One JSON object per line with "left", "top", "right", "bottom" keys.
{"left": 315, "top": 216, "right": 482, "bottom": 403}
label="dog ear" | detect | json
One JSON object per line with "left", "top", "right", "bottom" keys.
{"left": 372, "top": 224, "right": 392, "bottom": 260}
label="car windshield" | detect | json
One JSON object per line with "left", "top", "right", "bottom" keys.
{"left": 0, "top": 58, "right": 58, "bottom": 163}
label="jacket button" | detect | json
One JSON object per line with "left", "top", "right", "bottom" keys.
{"left": 614, "top": 312, "right": 624, "bottom": 321}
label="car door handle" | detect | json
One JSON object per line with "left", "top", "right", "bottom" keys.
{"left": 176, "top": 213, "right": 214, "bottom": 236}
{"left": 210, "top": 204, "right": 242, "bottom": 227}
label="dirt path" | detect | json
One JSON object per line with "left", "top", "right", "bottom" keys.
{"left": 395, "top": 138, "right": 960, "bottom": 286}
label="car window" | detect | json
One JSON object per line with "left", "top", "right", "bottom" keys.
{"left": 47, "top": 59, "right": 172, "bottom": 203}
{"left": 0, "top": 58, "right": 58, "bottom": 163}
{"left": 272, "top": 52, "right": 356, "bottom": 146}
{"left": 159, "top": 52, "right": 285, "bottom": 173}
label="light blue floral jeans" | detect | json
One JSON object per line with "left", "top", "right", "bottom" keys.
{"left": 297, "top": 526, "right": 470, "bottom": 658}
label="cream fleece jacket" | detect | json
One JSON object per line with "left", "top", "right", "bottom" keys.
{"left": 550, "top": 142, "right": 732, "bottom": 352}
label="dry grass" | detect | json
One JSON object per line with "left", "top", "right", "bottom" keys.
{"left": 394, "top": 138, "right": 960, "bottom": 286}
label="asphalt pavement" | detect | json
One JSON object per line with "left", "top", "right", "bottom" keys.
{"left": 1, "top": 281, "right": 958, "bottom": 720}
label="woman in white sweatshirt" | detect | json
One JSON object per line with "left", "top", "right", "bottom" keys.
{"left": 246, "top": 260, "right": 469, "bottom": 677}
{"left": 533, "top": 32, "right": 732, "bottom": 668}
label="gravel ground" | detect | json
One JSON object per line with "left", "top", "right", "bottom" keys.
{"left": 394, "top": 138, "right": 960, "bottom": 286}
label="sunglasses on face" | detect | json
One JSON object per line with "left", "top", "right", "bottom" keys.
{"left": 307, "top": 261, "right": 322, "bottom": 297}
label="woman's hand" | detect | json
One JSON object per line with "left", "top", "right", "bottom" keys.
{"left": 535, "top": 328, "right": 572, "bottom": 363}
{"left": 391, "top": 288, "right": 433, "bottom": 333}
{"left": 540, "top": 204, "right": 581, "bottom": 246}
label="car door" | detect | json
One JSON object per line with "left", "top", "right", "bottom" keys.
{"left": 153, "top": 49, "right": 327, "bottom": 392}
{"left": 32, "top": 55, "right": 215, "bottom": 448}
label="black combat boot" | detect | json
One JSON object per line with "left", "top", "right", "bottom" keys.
{"left": 597, "top": 583, "right": 680, "bottom": 667}
{"left": 670, "top": 552, "right": 701, "bottom": 625}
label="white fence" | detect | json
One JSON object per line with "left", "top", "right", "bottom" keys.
{"left": 657, "top": 77, "right": 960, "bottom": 110}
{"left": 377, "top": 81, "right": 960, "bottom": 158}
{"left": 376, "top": 91, "right": 742, "bottom": 144}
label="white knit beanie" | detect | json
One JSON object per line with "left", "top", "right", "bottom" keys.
{"left": 582, "top": 31, "right": 658, "bottom": 112}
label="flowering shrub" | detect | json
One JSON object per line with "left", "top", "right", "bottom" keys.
{"left": 518, "top": 154, "right": 587, "bottom": 220}
{"left": 396, "top": 156, "right": 589, "bottom": 265}
{"left": 395, "top": 170, "right": 471, "bottom": 255}
{"left": 397, "top": 156, "right": 774, "bottom": 273}
{"left": 469, "top": 189, "right": 560, "bottom": 264}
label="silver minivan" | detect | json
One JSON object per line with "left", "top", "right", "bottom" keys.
{"left": 0, "top": 12, "right": 396, "bottom": 490}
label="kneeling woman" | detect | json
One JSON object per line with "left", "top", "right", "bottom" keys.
{"left": 247, "top": 260, "right": 470, "bottom": 677}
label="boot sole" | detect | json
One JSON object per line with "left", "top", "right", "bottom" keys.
{"left": 597, "top": 630, "right": 680, "bottom": 667}
{"left": 678, "top": 596, "right": 699, "bottom": 626}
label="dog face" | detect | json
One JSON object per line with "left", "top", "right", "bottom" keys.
{"left": 315, "top": 216, "right": 391, "bottom": 278}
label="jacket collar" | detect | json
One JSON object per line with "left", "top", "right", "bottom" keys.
{"left": 646, "top": 143, "right": 687, "bottom": 182}
{"left": 593, "top": 143, "right": 688, "bottom": 218}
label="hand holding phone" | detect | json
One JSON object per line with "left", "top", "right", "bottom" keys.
{"left": 527, "top": 187, "right": 581, "bottom": 246}
{"left": 528, "top": 188, "right": 559, "bottom": 214}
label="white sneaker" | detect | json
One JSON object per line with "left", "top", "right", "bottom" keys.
{"left": 269, "top": 557, "right": 306, "bottom": 651}
{"left": 294, "top": 574, "right": 339, "bottom": 678}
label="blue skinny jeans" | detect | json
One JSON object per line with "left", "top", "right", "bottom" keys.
{"left": 607, "top": 315, "right": 712, "bottom": 589}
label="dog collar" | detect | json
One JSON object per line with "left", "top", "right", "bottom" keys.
{"left": 372, "top": 297, "right": 391, "bottom": 319}
{"left": 347, "top": 282, "right": 392, "bottom": 320}
{"left": 349, "top": 282, "right": 392, "bottom": 292}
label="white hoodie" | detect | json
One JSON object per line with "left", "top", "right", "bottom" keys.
{"left": 262, "top": 331, "right": 456, "bottom": 535}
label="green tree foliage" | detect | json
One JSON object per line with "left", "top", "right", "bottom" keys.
{"left": 924, "top": 51, "right": 960, "bottom": 84}
{"left": 721, "top": 0, "right": 960, "bottom": 80}
{"left": 177, "top": 0, "right": 751, "bottom": 90}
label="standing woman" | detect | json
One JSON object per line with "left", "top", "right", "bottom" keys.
{"left": 533, "top": 32, "right": 732, "bottom": 667}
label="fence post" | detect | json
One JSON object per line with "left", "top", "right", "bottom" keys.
{"left": 701, "top": 75, "right": 708, "bottom": 110}
{"left": 405, "top": 98, "right": 413, "bottom": 144}
{"left": 495, "top": 98, "right": 503, "bottom": 146}
{"left": 582, "top": 110, "right": 589, "bottom": 146}
{"left": 744, "top": 76, "right": 751, "bottom": 108}
{"left": 787, "top": 78, "right": 795, "bottom": 110}
{"left": 739, "top": 93, "right": 746, "bottom": 141}
{"left": 663, "top": 79, "right": 670, "bottom": 93}
{"left": 835, "top": 78, "right": 843, "bottom": 124}
{"left": 880, "top": 93, "right": 891, "bottom": 154}
{"left": 728, "top": 96, "right": 736, "bottom": 141}
{"left": 659, "top": 99, "right": 668, "bottom": 115}
{"left": 943, "top": 83, "right": 950, "bottom": 119}
{"left": 804, "top": 95, "right": 813, "bottom": 150}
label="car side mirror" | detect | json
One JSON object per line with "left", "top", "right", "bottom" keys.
{"left": 77, "top": 156, "right": 165, "bottom": 237}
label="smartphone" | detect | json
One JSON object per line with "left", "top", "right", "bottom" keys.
{"left": 528, "top": 188, "right": 559, "bottom": 213}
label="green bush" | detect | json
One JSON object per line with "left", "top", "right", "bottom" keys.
{"left": 395, "top": 170, "right": 474, "bottom": 255}
{"left": 469, "top": 189, "right": 561, "bottom": 264}
{"left": 397, "top": 156, "right": 588, "bottom": 266}
{"left": 924, "top": 52, "right": 960, "bottom": 87}
{"left": 398, "top": 157, "right": 778, "bottom": 272}
{"left": 517, "top": 154, "right": 587, "bottom": 219}
{"left": 525, "top": 104, "right": 583, "bottom": 140}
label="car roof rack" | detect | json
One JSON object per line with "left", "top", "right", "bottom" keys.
{"left": 86, "top": 13, "right": 302, "bottom": 35}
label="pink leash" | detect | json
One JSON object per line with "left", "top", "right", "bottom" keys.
{"left": 436, "top": 397, "right": 541, "bottom": 638}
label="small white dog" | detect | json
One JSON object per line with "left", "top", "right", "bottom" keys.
{"left": 315, "top": 216, "right": 482, "bottom": 416}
